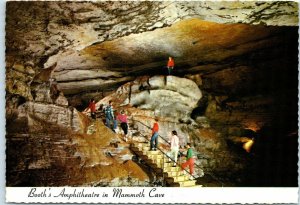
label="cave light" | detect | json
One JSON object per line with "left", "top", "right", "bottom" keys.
{"left": 243, "top": 139, "right": 254, "bottom": 153}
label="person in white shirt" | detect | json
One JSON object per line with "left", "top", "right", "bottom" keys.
{"left": 168, "top": 130, "right": 180, "bottom": 167}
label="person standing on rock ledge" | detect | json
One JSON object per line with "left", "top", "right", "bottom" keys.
{"left": 167, "top": 56, "right": 175, "bottom": 75}
{"left": 150, "top": 118, "right": 159, "bottom": 151}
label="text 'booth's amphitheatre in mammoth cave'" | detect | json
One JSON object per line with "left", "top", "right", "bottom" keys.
{"left": 5, "top": 1, "right": 299, "bottom": 187}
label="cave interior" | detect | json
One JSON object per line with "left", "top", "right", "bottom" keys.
{"left": 5, "top": 1, "right": 299, "bottom": 187}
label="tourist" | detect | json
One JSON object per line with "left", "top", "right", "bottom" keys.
{"left": 117, "top": 110, "right": 128, "bottom": 141}
{"left": 150, "top": 118, "right": 159, "bottom": 151}
{"left": 113, "top": 114, "right": 118, "bottom": 133}
{"left": 181, "top": 143, "right": 194, "bottom": 180}
{"left": 85, "top": 98, "right": 96, "bottom": 120}
{"left": 168, "top": 130, "right": 180, "bottom": 167}
{"left": 104, "top": 100, "right": 115, "bottom": 130}
{"left": 167, "top": 56, "right": 174, "bottom": 75}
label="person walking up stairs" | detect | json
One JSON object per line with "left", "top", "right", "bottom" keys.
{"left": 181, "top": 143, "right": 195, "bottom": 180}
{"left": 168, "top": 130, "right": 179, "bottom": 167}
{"left": 117, "top": 110, "right": 129, "bottom": 142}
{"left": 130, "top": 141, "right": 198, "bottom": 187}
{"left": 150, "top": 118, "right": 159, "bottom": 151}
{"left": 104, "top": 100, "right": 115, "bottom": 131}
{"left": 84, "top": 98, "right": 96, "bottom": 120}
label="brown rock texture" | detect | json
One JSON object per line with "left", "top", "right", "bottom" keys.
{"left": 5, "top": 1, "right": 298, "bottom": 103}
{"left": 5, "top": 1, "right": 298, "bottom": 187}
{"left": 6, "top": 118, "right": 149, "bottom": 186}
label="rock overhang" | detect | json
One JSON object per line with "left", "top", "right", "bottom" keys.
{"left": 51, "top": 18, "right": 297, "bottom": 97}
{"left": 5, "top": 1, "right": 299, "bottom": 100}
{"left": 5, "top": 1, "right": 299, "bottom": 187}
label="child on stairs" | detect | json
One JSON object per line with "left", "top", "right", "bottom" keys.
{"left": 181, "top": 143, "right": 194, "bottom": 180}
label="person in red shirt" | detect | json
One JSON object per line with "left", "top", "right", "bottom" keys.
{"left": 167, "top": 56, "right": 174, "bottom": 75}
{"left": 150, "top": 118, "right": 159, "bottom": 151}
{"left": 117, "top": 110, "right": 128, "bottom": 141}
{"left": 86, "top": 98, "right": 96, "bottom": 119}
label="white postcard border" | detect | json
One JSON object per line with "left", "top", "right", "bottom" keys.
{"left": 6, "top": 187, "right": 299, "bottom": 204}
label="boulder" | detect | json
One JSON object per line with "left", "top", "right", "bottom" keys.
{"left": 128, "top": 76, "right": 202, "bottom": 120}
{"left": 98, "top": 75, "right": 202, "bottom": 135}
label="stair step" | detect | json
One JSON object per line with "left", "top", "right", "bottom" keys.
{"left": 179, "top": 180, "right": 197, "bottom": 187}
{"left": 152, "top": 158, "right": 164, "bottom": 165}
{"left": 173, "top": 175, "right": 190, "bottom": 182}
{"left": 164, "top": 171, "right": 184, "bottom": 177}
{"left": 162, "top": 162, "right": 177, "bottom": 168}
{"left": 164, "top": 166, "right": 181, "bottom": 172}
{"left": 139, "top": 143, "right": 150, "bottom": 148}
{"left": 166, "top": 175, "right": 190, "bottom": 184}
{"left": 139, "top": 146, "right": 150, "bottom": 152}
{"left": 145, "top": 159, "right": 175, "bottom": 169}
{"left": 135, "top": 143, "right": 148, "bottom": 148}
{"left": 146, "top": 150, "right": 160, "bottom": 155}
{"left": 148, "top": 154, "right": 163, "bottom": 160}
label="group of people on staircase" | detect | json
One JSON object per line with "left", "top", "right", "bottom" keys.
{"left": 150, "top": 119, "right": 194, "bottom": 178}
{"left": 83, "top": 55, "right": 196, "bottom": 179}
{"left": 104, "top": 100, "right": 129, "bottom": 142}
{"left": 85, "top": 99, "right": 195, "bottom": 178}
{"left": 85, "top": 99, "right": 129, "bottom": 141}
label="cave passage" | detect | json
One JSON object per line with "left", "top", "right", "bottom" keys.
{"left": 5, "top": 1, "right": 299, "bottom": 187}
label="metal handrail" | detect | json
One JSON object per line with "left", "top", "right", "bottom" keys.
{"left": 131, "top": 118, "right": 224, "bottom": 185}
{"left": 131, "top": 119, "right": 190, "bottom": 161}
{"left": 134, "top": 131, "right": 197, "bottom": 181}
{"left": 130, "top": 119, "right": 197, "bottom": 180}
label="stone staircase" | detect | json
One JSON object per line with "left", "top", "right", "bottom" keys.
{"left": 131, "top": 142, "right": 199, "bottom": 187}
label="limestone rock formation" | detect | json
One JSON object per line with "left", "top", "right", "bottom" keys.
{"left": 98, "top": 75, "right": 201, "bottom": 122}
{"left": 97, "top": 76, "right": 248, "bottom": 179}
{"left": 6, "top": 1, "right": 298, "bottom": 104}
{"left": 5, "top": 1, "right": 298, "bottom": 187}
{"left": 128, "top": 76, "right": 201, "bottom": 119}
{"left": 6, "top": 113, "right": 150, "bottom": 186}
{"left": 51, "top": 18, "right": 291, "bottom": 101}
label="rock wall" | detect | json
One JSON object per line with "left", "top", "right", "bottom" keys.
{"left": 97, "top": 76, "right": 250, "bottom": 180}
{"left": 6, "top": 75, "right": 151, "bottom": 186}
{"left": 190, "top": 26, "right": 299, "bottom": 185}
{"left": 6, "top": 113, "right": 150, "bottom": 186}
{"left": 6, "top": 1, "right": 298, "bottom": 186}
{"left": 50, "top": 19, "right": 293, "bottom": 103}
{"left": 5, "top": 1, "right": 298, "bottom": 106}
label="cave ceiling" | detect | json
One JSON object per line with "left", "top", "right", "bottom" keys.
{"left": 5, "top": 1, "right": 299, "bottom": 97}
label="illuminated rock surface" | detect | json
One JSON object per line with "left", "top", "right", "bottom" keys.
{"left": 6, "top": 1, "right": 298, "bottom": 187}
